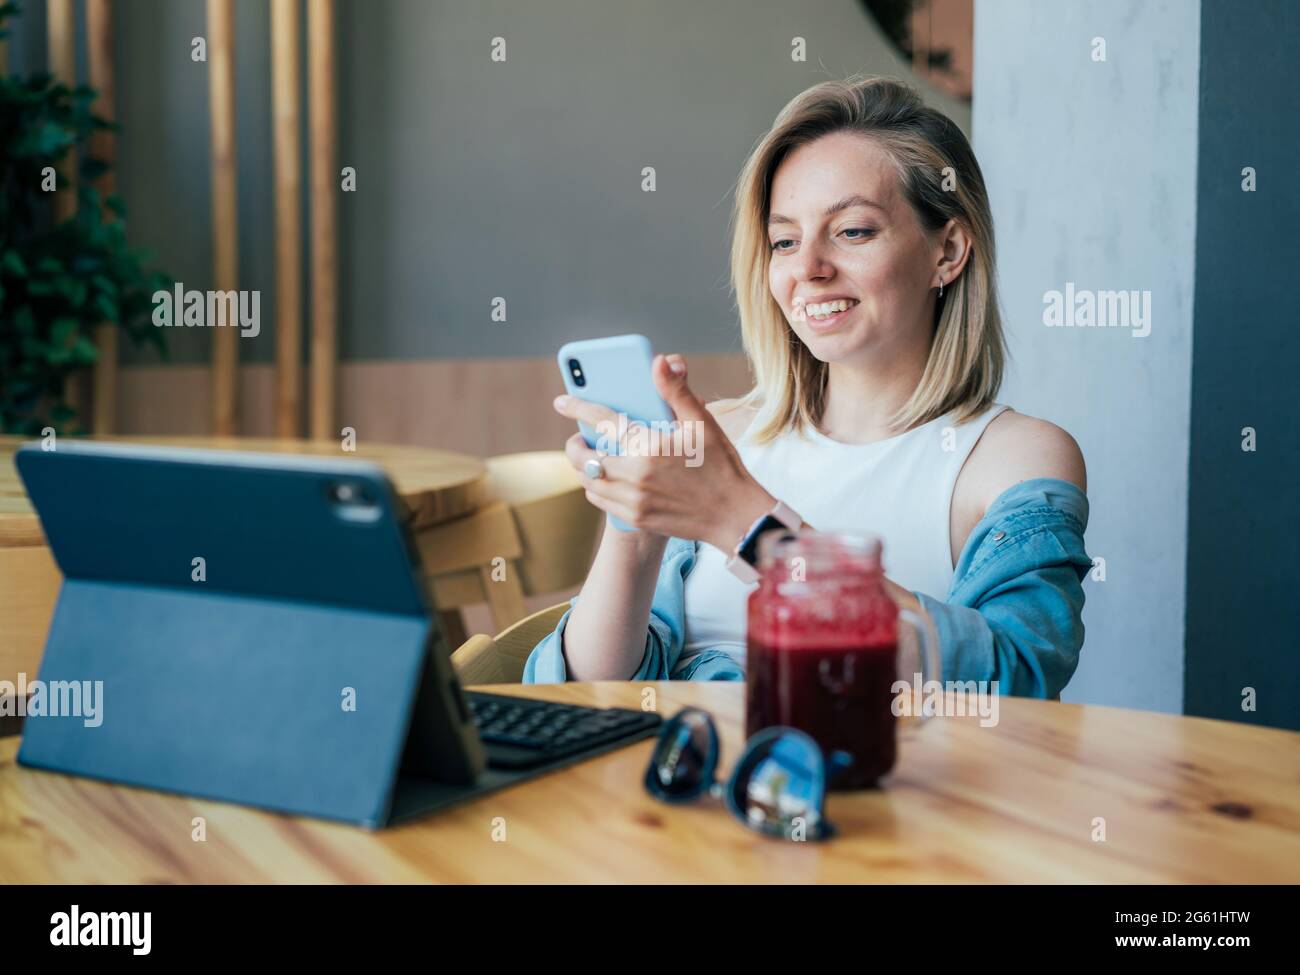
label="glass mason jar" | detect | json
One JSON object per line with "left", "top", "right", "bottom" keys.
{"left": 746, "top": 531, "right": 939, "bottom": 790}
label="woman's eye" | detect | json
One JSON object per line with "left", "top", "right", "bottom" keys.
{"left": 770, "top": 228, "right": 874, "bottom": 251}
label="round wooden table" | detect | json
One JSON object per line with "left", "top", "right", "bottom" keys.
{"left": 0, "top": 435, "right": 489, "bottom": 680}
{"left": 1, "top": 681, "right": 1296, "bottom": 882}
{"left": 0, "top": 435, "right": 488, "bottom": 543}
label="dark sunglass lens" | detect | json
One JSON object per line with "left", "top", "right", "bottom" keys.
{"left": 648, "top": 711, "right": 713, "bottom": 798}
{"left": 731, "top": 732, "right": 825, "bottom": 840}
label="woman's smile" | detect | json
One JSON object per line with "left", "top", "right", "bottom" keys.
{"left": 793, "top": 296, "right": 860, "bottom": 332}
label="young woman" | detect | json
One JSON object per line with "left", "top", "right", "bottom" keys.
{"left": 525, "top": 77, "right": 1091, "bottom": 698}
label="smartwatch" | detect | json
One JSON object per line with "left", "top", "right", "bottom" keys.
{"left": 724, "top": 500, "right": 803, "bottom": 583}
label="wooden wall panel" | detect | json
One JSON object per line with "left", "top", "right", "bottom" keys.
{"left": 116, "top": 355, "right": 752, "bottom": 456}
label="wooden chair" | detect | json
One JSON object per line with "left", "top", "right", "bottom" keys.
{"left": 482, "top": 451, "right": 601, "bottom": 595}
{"left": 420, "top": 451, "right": 600, "bottom": 645}
{"left": 451, "top": 601, "right": 570, "bottom": 685}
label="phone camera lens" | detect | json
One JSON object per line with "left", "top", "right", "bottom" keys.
{"left": 568, "top": 358, "right": 586, "bottom": 388}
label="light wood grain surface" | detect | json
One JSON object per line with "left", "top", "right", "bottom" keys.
{"left": 2, "top": 681, "right": 1297, "bottom": 883}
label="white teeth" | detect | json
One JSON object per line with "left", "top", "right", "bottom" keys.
{"left": 795, "top": 298, "right": 856, "bottom": 321}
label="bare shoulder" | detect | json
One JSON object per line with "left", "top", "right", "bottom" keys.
{"left": 962, "top": 409, "right": 1087, "bottom": 509}
{"left": 707, "top": 399, "right": 758, "bottom": 443}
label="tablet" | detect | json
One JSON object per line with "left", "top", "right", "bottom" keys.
{"left": 15, "top": 441, "right": 484, "bottom": 827}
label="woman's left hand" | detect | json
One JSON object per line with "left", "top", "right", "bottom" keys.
{"left": 553, "top": 353, "right": 776, "bottom": 552}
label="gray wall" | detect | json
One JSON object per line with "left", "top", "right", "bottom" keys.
{"left": 7, "top": 0, "right": 969, "bottom": 365}
{"left": 1185, "top": 0, "right": 1299, "bottom": 731}
{"left": 973, "top": 0, "right": 1202, "bottom": 713}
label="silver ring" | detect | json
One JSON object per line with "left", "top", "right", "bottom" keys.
{"left": 583, "top": 458, "right": 606, "bottom": 480}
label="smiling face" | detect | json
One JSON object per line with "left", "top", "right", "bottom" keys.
{"left": 767, "top": 131, "right": 943, "bottom": 366}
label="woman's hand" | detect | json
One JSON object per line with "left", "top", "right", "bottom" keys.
{"left": 553, "top": 353, "right": 776, "bottom": 553}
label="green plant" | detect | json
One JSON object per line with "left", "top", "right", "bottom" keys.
{"left": 0, "top": 1, "right": 170, "bottom": 435}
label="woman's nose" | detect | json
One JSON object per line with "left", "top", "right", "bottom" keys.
{"left": 792, "top": 239, "right": 834, "bottom": 281}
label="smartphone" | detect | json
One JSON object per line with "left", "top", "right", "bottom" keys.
{"left": 557, "top": 333, "right": 675, "bottom": 532}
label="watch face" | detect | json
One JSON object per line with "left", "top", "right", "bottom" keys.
{"left": 739, "top": 515, "right": 789, "bottom": 567}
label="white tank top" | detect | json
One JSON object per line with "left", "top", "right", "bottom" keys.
{"left": 680, "top": 403, "right": 1010, "bottom": 668}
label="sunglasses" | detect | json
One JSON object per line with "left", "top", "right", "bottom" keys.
{"left": 642, "top": 707, "right": 852, "bottom": 842}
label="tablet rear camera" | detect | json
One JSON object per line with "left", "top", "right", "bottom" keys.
{"left": 326, "top": 480, "right": 381, "bottom": 523}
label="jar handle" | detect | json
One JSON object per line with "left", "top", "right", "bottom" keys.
{"left": 898, "top": 607, "right": 941, "bottom": 729}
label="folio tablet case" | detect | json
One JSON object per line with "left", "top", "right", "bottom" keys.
{"left": 15, "top": 442, "right": 486, "bottom": 828}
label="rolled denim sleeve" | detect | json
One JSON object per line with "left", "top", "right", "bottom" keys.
{"left": 522, "top": 537, "right": 698, "bottom": 683}
{"left": 912, "top": 478, "right": 1092, "bottom": 699}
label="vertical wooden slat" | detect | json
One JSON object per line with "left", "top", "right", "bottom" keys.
{"left": 47, "top": 0, "right": 76, "bottom": 224}
{"left": 308, "top": 0, "right": 337, "bottom": 440}
{"left": 271, "top": 0, "right": 302, "bottom": 437}
{"left": 87, "top": 0, "right": 119, "bottom": 435}
{"left": 47, "top": 0, "right": 84, "bottom": 429}
{"left": 207, "top": 0, "right": 239, "bottom": 435}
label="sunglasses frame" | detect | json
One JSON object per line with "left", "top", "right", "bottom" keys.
{"left": 643, "top": 706, "right": 841, "bottom": 842}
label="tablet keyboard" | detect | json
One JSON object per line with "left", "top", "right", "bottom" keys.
{"left": 465, "top": 691, "right": 662, "bottom": 771}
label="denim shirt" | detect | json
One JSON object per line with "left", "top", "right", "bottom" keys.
{"left": 523, "top": 477, "right": 1091, "bottom": 699}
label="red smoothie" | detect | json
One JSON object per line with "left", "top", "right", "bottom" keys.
{"left": 746, "top": 536, "right": 900, "bottom": 789}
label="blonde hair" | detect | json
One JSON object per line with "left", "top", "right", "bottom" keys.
{"left": 724, "top": 75, "right": 1006, "bottom": 442}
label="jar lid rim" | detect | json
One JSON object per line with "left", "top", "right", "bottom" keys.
{"left": 756, "top": 529, "right": 883, "bottom": 565}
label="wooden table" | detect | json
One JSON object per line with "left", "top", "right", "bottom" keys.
{"left": 0, "top": 435, "right": 489, "bottom": 682}
{"left": 2, "top": 681, "right": 1297, "bottom": 883}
